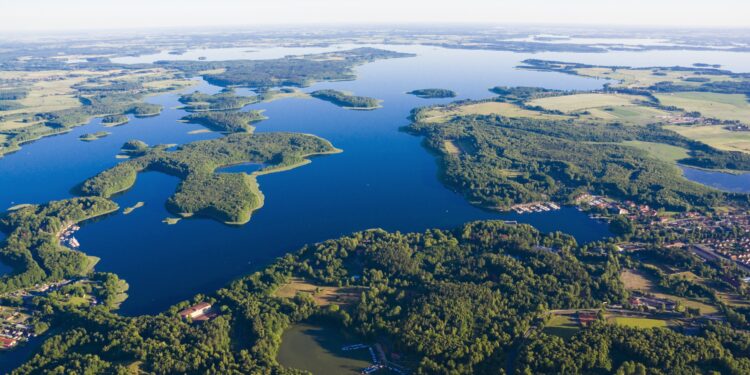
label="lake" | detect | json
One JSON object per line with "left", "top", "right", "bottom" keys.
{"left": 3, "top": 43, "right": 750, "bottom": 318}
{"left": 681, "top": 166, "right": 750, "bottom": 194}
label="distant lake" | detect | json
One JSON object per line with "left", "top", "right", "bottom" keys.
{"left": 4, "top": 43, "right": 750, "bottom": 320}
{"left": 681, "top": 166, "right": 750, "bottom": 194}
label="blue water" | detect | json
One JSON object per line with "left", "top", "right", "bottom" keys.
{"left": 7, "top": 44, "right": 750, "bottom": 320}
{"left": 681, "top": 166, "right": 750, "bottom": 193}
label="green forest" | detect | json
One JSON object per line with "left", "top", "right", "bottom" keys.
{"left": 182, "top": 110, "right": 266, "bottom": 133}
{"left": 407, "top": 113, "right": 738, "bottom": 211}
{"left": 0, "top": 198, "right": 119, "bottom": 294}
{"left": 408, "top": 88, "right": 457, "bottom": 98}
{"left": 310, "top": 89, "right": 380, "bottom": 109}
{"left": 159, "top": 48, "right": 414, "bottom": 88}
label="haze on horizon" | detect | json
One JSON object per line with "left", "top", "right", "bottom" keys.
{"left": 1, "top": 0, "right": 749, "bottom": 33}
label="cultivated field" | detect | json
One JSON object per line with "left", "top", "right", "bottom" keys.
{"left": 666, "top": 124, "right": 750, "bottom": 154}
{"left": 656, "top": 92, "right": 750, "bottom": 123}
{"left": 420, "top": 101, "right": 569, "bottom": 123}
{"left": 576, "top": 67, "right": 740, "bottom": 88}
{"left": 528, "top": 93, "right": 641, "bottom": 112}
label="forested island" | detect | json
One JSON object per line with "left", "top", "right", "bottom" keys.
{"left": 181, "top": 111, "right": 266, "bottom": 133}
{"left": 408, "top": 88, "right": 457, "bottom": 98}
{"left": 79, "top": 133, "right": 340, "bottom": 224}
{"left": 158, "top": 47, "right": 414, "bottom": 88}
{"left": 310, "top": 89, "right": 381, "bottom": 110}
{"left": 178, "top": 90, "right": 259, "bottom": 112}
{"left": 100, "top": 114, "right": 129, "bottom": 127}
{"left": 78, "top": 131, "right": 111, "bottom": 142}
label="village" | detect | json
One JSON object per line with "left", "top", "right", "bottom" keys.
{"left": 0, "top": 277, "right": 110, "bottom": 350}
{"left": 574, "top": 192, "right": 750, "bottom": 276}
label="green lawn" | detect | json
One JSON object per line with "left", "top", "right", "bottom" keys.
{"left": 622, "top": 141, "right": 690, "bottom": 163}
{"left": 666, "top": 124, "right": 750, "bottom": 154}
{"left": 543, "top": 314, "right": 580, "bottom": 339}
{"left": 611, "top": 317, "right": 668, "bottom": 329}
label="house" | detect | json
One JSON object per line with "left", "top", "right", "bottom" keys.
{"left": 577, "top": 311, "right": 598, "bottom": 327}
{"left": 0, "top": 336, "right": 17, "bottom": 349}
{"left": 178, "top": 302, "right": 214, "bottom": 321}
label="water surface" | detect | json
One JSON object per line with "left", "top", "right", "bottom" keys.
{"left": 681, "top": 166, "right": 750, "bottom": 194}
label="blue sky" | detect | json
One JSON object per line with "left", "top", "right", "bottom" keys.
{"left": 0, "top": 0, "right": 748, "bottom": 31}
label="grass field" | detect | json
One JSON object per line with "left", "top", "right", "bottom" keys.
{"left": 666, "top": 124, "right": 750, "bottom": 154}
{"left": 420, "top": 101, "right": 569, "bottom": 123}
{"left": 588, "top": 105, "right": 669, "bottom": 125}
{"left": 619, "top": 269, "right": 719, "bottom": 315}
{"left": 443, "top": 140, "right": 461, "bottom": 155}
{"left": 620, "top": 269, "right": 654, "bottom": 290}
{"left": 622, "top": 140, "right": 690, "bottom": 163}
{"left": 274, "top": 277, "right": 362, "bottom": 307}
{"left": 576, "top": 67, "right": 739, "bottom": 89}
{"left": 277, "top": 323, "right": 372, "bottom": 375}
{"left": 611, "top": 317, "right": 668, "bottom": 328}
{"left": 543, "top": 314, "right": 580, "bottom": 339}
{"left": 717, "top": 291, "right": 750, "bottom": 308}
{"left": 528, "top": 93, "right": 641, "bottom": 112}
{"left": 656, "top": 92, "right": 750, "bottom": 123}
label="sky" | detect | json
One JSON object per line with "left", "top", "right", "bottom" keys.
{"left": 0, "top": 0, "right": 748, "bottom": 32}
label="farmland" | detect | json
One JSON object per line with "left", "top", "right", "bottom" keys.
{"left": 666, "top": 124, "right": 750, "bottom": 154}
{"left": 656, "top": 92, "right": 750, "bottom": 123}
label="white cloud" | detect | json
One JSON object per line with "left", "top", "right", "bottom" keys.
{"left": 0, "top": 0, "right": 748, "bottom": 31}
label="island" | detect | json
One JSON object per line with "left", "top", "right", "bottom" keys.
{"left": 80, "top": 133, "right": 341, "bottom": 224}
{"left": 181, "top": 110, "right": 266, "bottom": 133}
{"left": 159, "top": 47, "right": 415, "bottom": 88}
{"left": 100, "top": 114, "right": 129, "bottom": 127}
{"left": 310, "top": 89, "right": 381, "bottom": 110}
{"left": 122, "top": 201, "right": 144, "bottom": 215}
{"left": 407, "top": 88, "right": 457, "bottom": 98}
{"left": 78, "top": 131, "right": 111, "bottom": 142}
{"left": 0, "top": 67, "right": 191, "bottom": 157}
{"left": 178, "top": 89, "right": 259, "bottom": 112}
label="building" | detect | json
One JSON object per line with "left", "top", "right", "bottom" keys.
{"left": 178, "top": 302, "right": 214, "bottom": 321}
{"left": 0, "top": 337, "right": 17, "bottom": 349}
